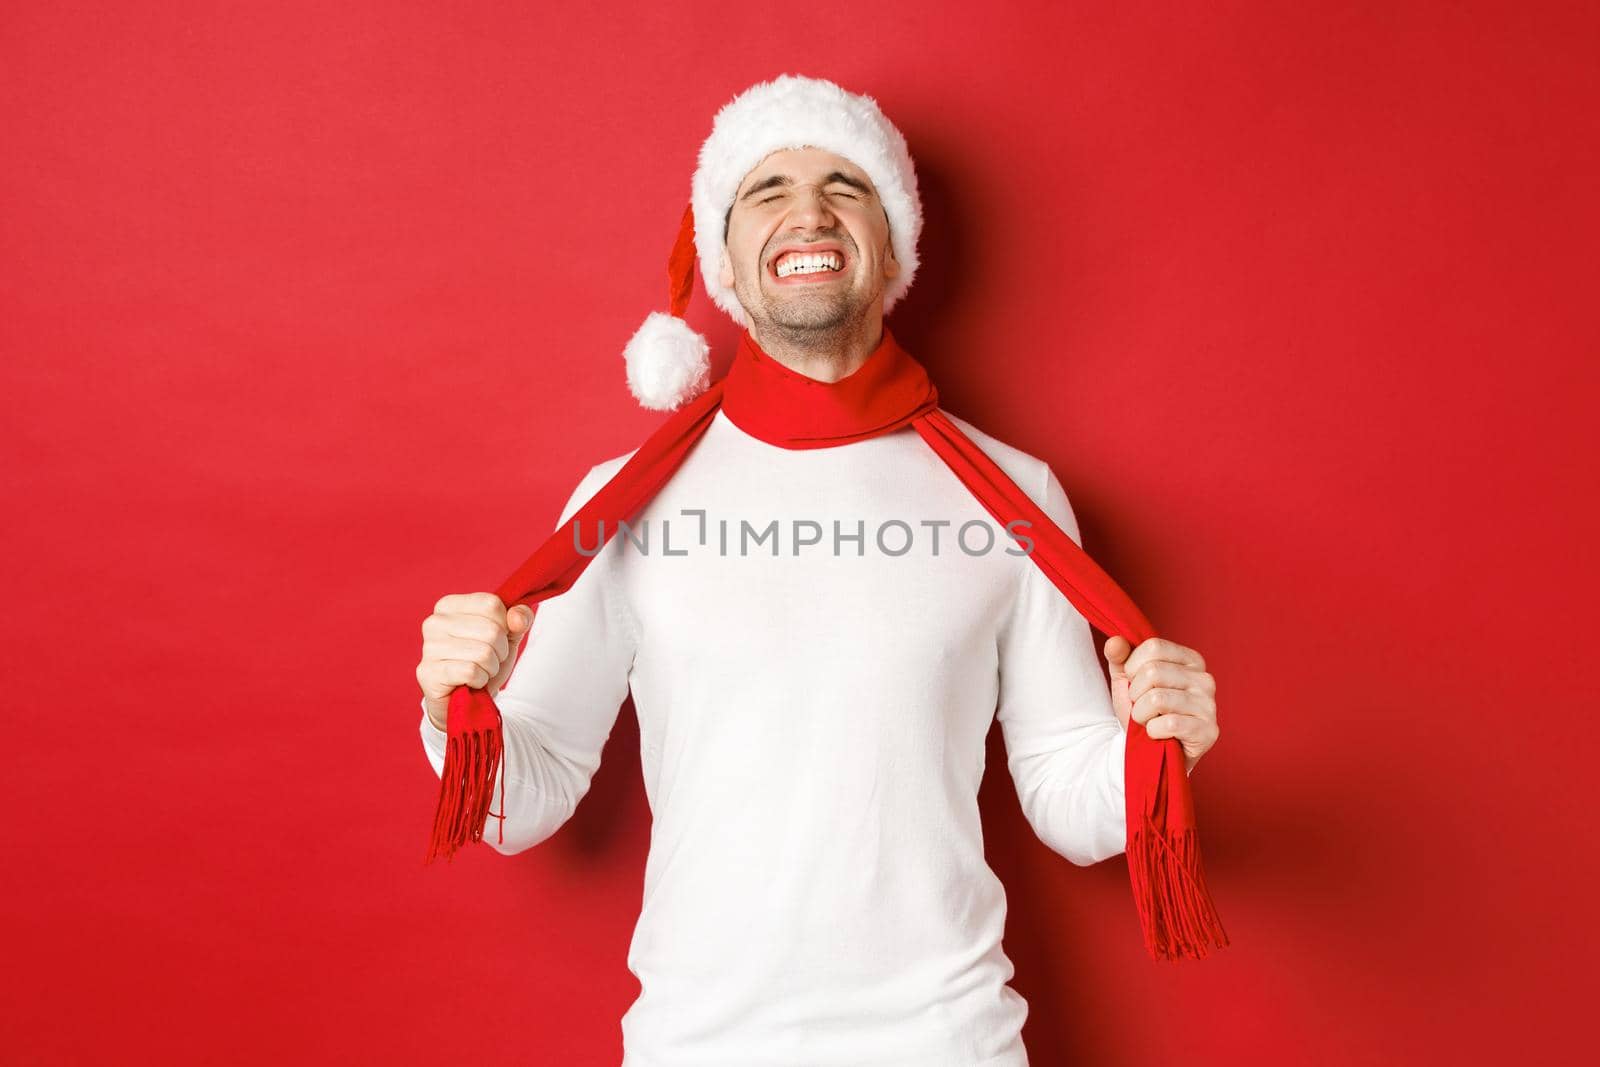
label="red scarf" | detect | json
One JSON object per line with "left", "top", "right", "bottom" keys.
{"left": 426, "top": 325, "right": 1229, "bottom": 961}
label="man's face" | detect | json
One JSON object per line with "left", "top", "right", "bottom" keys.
{"left": 720, "top": 146, "right": 900, "bottom": 335}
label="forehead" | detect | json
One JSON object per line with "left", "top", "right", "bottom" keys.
{"left": 737, "top": 146, "right": 874, "bottom": 192}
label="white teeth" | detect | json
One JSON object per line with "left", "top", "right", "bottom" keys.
{"left": 776, "top": 251, "right": 843, "bottom": 278}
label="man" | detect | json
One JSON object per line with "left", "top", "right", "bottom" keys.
{"left": 416, "top": 74, "right": 1220, "bottom": 1066}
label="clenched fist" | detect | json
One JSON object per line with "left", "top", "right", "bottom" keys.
{"left": 1103, "top": 635, "right": 1219, "bottom": 777}
{"left": 417, "top": 593, "right": 535, "bottom": 730}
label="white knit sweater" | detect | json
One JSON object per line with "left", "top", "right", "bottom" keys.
{"left": 420, "top": 407, "right": 1127, "bottom": 1067}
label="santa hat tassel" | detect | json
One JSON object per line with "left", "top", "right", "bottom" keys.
{"left": 623, "top": 202, "right": 713, "bottom": 411}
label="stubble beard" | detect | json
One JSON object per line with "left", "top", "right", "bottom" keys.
{"left": 747, "top": 267, "right": 868, "bottom": 351}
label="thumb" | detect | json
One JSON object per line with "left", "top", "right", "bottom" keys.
{"left": 1103, "top": 635, "right": 1135, "bottom": 733}
{"left": 1103, "top": 635, "right": 1133, "bottom": 676}
{"left": 507, "top": 605, "right": 534, "bottom": 637}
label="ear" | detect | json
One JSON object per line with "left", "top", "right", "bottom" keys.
{"left": 883, "top": 238, "right": 901, "bottom": 281}
{"left": 718, "top": 248, "right": 734, "bottom": 289}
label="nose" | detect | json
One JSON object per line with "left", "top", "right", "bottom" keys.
{"left": 786, "top": 182, "right": 836, "bottom": 231}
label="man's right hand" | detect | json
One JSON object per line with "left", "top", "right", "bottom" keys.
{"left": 417, "top": 593, "right": 535, "bottom": 731}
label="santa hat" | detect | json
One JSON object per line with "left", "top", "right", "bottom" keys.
{"left": 623, "top": 73, "right": 925, "bottom": 411}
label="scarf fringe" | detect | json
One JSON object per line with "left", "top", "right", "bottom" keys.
{"left": 1127, "top": 812, "right": 1230, "bottom": 960}
{"left": 424, "top": 720, "right": 507, "bottom": 864}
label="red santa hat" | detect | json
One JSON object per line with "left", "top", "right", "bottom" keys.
{"left": 623, "top": 73, "right": 925, "bottom": 411}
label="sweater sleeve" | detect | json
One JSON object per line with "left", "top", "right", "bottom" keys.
{"left": 994, "top": 461, "right": 1128, "bottom": 866}
{"left": 419, "top": 459, "right": 638, "bottom": 855}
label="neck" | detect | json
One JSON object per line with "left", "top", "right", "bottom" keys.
{"left": 748, "top": 310, "right": 886, "bottom": 383}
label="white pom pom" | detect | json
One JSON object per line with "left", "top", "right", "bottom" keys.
{"left": 623, "top": 311, "right": 712, "bottom": 411}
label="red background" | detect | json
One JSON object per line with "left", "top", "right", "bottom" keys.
{"left": 3, "top": 2, "right": 1594, "bottom": 1063}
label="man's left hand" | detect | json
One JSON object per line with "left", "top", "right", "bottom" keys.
{"left": 1103, "top": 636, "right": 1219, "bottom": 776}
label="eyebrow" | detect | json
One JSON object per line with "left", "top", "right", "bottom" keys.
{"left": 738, "top": 171, "right": 873, "bottom": 202}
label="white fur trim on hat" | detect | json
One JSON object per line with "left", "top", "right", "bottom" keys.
{"left": 623, "top": 310, "right": 711, "bottom": 411}
{"left": 691, "top": 73, "right": 923, "bottom": 329}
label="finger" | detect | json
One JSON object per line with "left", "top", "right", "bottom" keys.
{"left": 433, "top": 592, "right": 507, "bottom": 621}
{"left": 1130, "top": 686, "right": 1208, "bottom": 726}
{"left": 424, "top": 635, "right": 507, "bottom": 678}
{"left": 1127, "top": 661, "right": 1216, "bottom": 706}
{"left": 434, "top": 613, "right": 510, "bottom": 662}
{"left": 1146, "top": 710, "right": 1220, "bottom": 748}
{"left": 1122, "top": 637, "right": 1206, "bottom": 682}
{"left": 436, "top": 658, "right": 493, "bottom": 692}
{"left": 422, "top": 608, "right": 500, "bottom": 643}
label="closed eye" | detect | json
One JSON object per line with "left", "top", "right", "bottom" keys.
{"left": 759, "top": 191, "right": 860, "bottom": 205}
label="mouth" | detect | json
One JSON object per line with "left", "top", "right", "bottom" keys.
{"left": 769, "top": 243, "right": 849, "bottom": 285}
